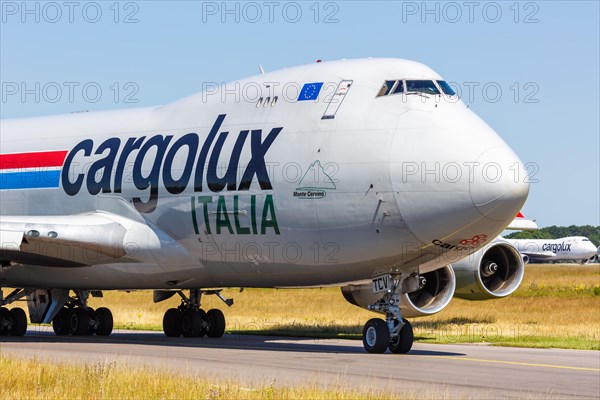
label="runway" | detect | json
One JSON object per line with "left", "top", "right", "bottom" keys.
{"left": 1, "top": 327, "right": 599, "bottom": 399}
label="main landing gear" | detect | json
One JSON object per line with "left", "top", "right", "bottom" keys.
{"left": 162, "top": 289, "right": 231, "bottom": 338}
{"left": 362, "top": 277, "right": 414, "bottom": 354}
{"left": 0, "top": 307, "right": 27, "bottom": 336}
{"left": 51, "top": 290, "right": 114, "bottom": 336}
{"left": 0, "top": 288, "right": 28, "bottom": 336}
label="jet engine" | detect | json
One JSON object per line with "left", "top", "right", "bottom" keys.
{"left": 341, "top": 265, "right": 456, "bottom": 318}
{"left": 452, "top": 241, "right": 524, "bottom": 300}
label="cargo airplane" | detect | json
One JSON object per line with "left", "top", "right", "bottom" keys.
{"left": 501, "top": 213, "right": 597, "bottom": 264}
{"left": 508, "top": 236, "right": 598, "bottom": 264}
{"left": 0, "top": 58, "right": 529, "bottom": 353}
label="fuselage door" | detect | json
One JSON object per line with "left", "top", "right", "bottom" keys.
{"left": 322, "top": 80, "right": 353, "bottom": 120}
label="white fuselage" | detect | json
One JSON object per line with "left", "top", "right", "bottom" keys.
{"left": 0, "top": 58, "right": 529, "bottom": 290}
{"left": 509, "top": 237, "right": 597, "bottom": 263}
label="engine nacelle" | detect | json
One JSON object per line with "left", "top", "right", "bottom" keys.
{"left": 341, "top": 265, "right": 456, "bottom": 318}
{"left": 452, "top": 241, "right": 524, "bottom": 300}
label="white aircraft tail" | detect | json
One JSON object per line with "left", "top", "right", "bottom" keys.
{"left": 506, "top": 212, "right": 538, "bottom": 231}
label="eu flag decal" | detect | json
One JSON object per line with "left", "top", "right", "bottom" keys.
{"left": 298, "top": 82, "right": 323, "bottom": 101}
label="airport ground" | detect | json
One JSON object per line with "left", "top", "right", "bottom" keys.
{"left": 4, "top": 264, "right": 599, "bottom": 349}
{"left": 2, "top": 328, "right": 599, "bottom": 399}
{"left": 1, "top": 264, "right": 598, "bottom": 399}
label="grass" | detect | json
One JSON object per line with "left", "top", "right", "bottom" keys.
{"left": 9, "top": 265, "right": 600, "bottom": 349}
{"left": 0, "top": 355, "right": 424, "bottom": 400}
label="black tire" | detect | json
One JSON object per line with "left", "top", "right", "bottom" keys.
{"left": 197, "top": 309, "right": 207, "bottom": 337}
{"left": 388, "top": 319, "right": 413, "bottom": 354}
{"left": 181, "top": 309, "right": 202, "bottom": 337}
{"left": 95, "top": 307, "right": 113, "bottom": 336}
{"left": 362, "top": 318, "right": 390, "bottom": 354}
{"left": 52, "top": 307, "right": 70, "bottom": 335}
{"left": 69, "top": 308, "right": 91, "bottom": 336}
{"left": 85, "top": 308, "right": 96, "bottom": 335}
{"left": 9, "top": 308, "right": 27, "bottom": 336}
{"left": 163, "top": 308, "right": 182, "bottom": 337}
{"left": 0, "top": 307, "right": 10, "bottom": 336}
{"left": 206, "top": 309, "right": 226, "bottom": 338}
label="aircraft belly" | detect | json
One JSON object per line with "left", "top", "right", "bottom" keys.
{"left": 0, "top": 262, "right": 216, "bottom": 290}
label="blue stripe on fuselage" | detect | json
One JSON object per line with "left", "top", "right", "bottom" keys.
{"left": 0, "top": 170, "right": 61, "bottom": 190}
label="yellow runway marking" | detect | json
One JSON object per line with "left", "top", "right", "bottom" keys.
{"left": 421, "top": 355, "right": 600, "bottom": 372}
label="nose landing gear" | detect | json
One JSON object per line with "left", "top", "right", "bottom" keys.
{"left": 362, "top": 276, "right": 414, "bottom": 354}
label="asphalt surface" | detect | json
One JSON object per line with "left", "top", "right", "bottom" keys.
{"left": 1, "top": 327, "right": 599, "bottom": 399}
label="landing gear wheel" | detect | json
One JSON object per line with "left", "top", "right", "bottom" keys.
{"left": 206, "top": 309, "right": 225, "bottom": 338}
{"left": 181, "top": 309, "right": 202, "bottom": 337}
{"left": 0, "top": 307, "right": 11, "bottom": 336}
{"left": 94, "top": 307, "right": 114, "bottom": 336}
{"left": 197, "top": 309, "right": 207, "bottom": 337}
{"left": 362, "top": 318, "right": 390, "bottom": 354}
{"left": 85, "top": 307, "right": 96, "bottom": 335}
{"left": 163, "top": 308, "right": 182, "bottom": 337}
{"left": 52, "top": 307, "right": 70, "bottom": 335}
{"left": 9, "top": 308, "right": 27, "bottom": 336}
{"left": 69, "top": 308, "right": 91, "bottom": 336}
{"left": 388, "top": 319, "right": 413, "bottom": 354}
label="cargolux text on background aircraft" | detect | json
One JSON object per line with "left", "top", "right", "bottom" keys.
{"left": 0, "top": 58, "right": 529, "bottom": 353}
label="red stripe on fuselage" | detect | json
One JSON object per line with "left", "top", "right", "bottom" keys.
{"left": 0, "top": 151, "right": 68, "bottom": 170}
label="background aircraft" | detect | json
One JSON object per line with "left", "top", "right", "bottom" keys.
{"left": 503, "top": 213, "right": 598, "bottom": 264}
{"left": 505, "top": 212, "right": 539, "bottom": 231}
{"left": 0, "top": 58, "right": 529, "bottom": 353}
{"left": 507, "top": 237, "right": 598, "bottom": 264}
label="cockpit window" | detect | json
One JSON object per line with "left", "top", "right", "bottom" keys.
{"left": 406, "top": 80, "right": 440, "bottom": 95}
{"left": 392, "top": 81, "right": 404, "bottom": 94}
{"left": 377, "top": 79, "right": 451, "bottom": 97}
{"left": 583, "top": 239, "right": 590, "bottom": 242}
{"left": 437, "top": 80, "right": 456, "bottom": 96}
{"left": 377, "top": 80, "right": 396, "bottom": 97}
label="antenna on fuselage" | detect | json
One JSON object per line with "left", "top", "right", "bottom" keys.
{"left": 258, "top": 64, "right": 265, "bottom": 74}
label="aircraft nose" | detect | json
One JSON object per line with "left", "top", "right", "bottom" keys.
{"left": 469, "top": 146, "right": 530, "bottom": 222}
{"left": 585, "top": 242, "right": 598, "bottom": 253}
